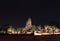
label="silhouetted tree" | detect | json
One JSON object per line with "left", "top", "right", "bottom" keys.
{"left": 0, "top": 24, "right": 11, "bottom": 34}
{"left": 47, "top": 21, "right": 60, "bottom": 28}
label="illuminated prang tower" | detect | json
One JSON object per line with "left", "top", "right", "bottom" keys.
{"left": 24, "top": 18, "right": 32, "bottom": 30}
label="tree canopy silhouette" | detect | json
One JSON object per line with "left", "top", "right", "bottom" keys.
{"left": 46, "top": 21, "right": 60, "bottom": 28}
{"left": 0, "top": 24, "right": 11, "bottom": 31}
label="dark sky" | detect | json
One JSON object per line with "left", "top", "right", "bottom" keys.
{"left": 0, "top": 0, "right": 60, "bottom": 27}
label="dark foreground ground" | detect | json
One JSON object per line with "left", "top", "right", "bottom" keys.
{"left": 0, "top": 34, "right": 60, "bottom": 41}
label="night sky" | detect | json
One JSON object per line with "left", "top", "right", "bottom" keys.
{"left": 0, "top": 0, "right": 60, "bottom": 27}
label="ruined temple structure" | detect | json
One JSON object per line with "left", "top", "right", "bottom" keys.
{"left": 24, "top": 18, "right": 32, "bottom": 30}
